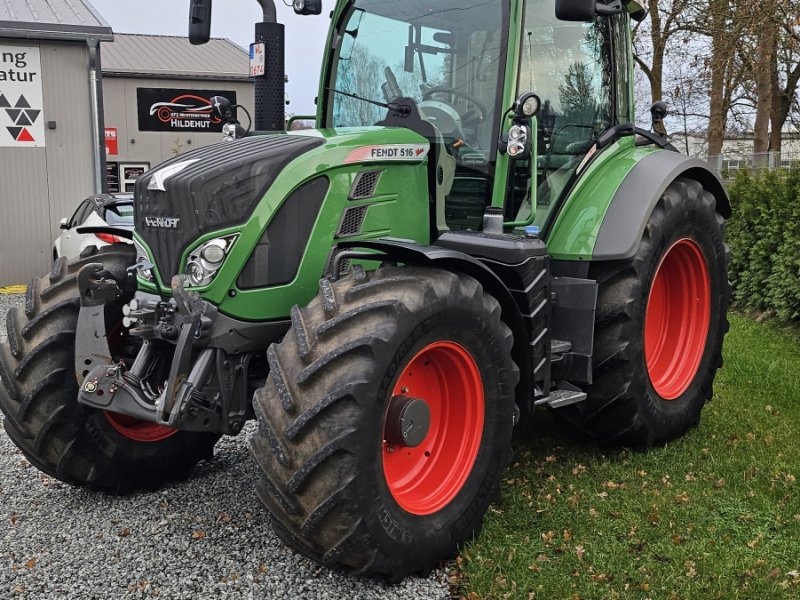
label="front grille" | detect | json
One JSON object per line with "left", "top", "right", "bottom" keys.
{"left": 135, "top": 135, "right": 324, "bottom": 283}
{"left": 348, "top": 170, "right": 381, "bottom": 200}
{"left": 336, "top": 205, "right": 368, "bottom": 238}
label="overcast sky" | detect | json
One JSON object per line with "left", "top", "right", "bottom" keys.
{"left": 89, "top": 0, "right": 334, "bottom": 115}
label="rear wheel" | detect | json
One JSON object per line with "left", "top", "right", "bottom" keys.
{"left": 0, "top": 246, "right": 218, "bottom": 492}
{"left": 250, "top": 265, "right": 518, "bottom": 579}
{"left": 554, "top": 177, "right": 729, "bottom": 446}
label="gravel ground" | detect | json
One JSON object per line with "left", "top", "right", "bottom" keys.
{"left": 0, "top": 292, "right": 450, "bottom": 599}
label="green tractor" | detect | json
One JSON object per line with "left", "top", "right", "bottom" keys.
{"left": 0, "top": 0, "right": 729, "bottom": 580}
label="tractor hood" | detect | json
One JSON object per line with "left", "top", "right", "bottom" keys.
{"left": 135, "top": 134, "right": 324, "bottom": 283}
{"left": 134, "top": 128, "right": 430, "bottom": 286}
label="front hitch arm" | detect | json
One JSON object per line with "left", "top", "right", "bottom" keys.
{"left": 156, "top": 276, "right": 218, "bottom": 426}
{"left": 74, "top": 263, "right": 123, "bottom": 381}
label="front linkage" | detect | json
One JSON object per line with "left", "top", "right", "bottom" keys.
{"left": 75, "top": 264, "right": 286, "bottom": 436}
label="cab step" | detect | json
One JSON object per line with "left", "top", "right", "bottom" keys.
{"left": 534, "top": 381, "right": 587, "bottom": 409}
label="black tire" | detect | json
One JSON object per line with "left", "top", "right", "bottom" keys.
{"left": 249, "top": 265, "right": 518, "bottom": 579}
{"left": 554, "top": 177, "right": 729, "bottom": 446}
{"left": 0, "top": 245, "right": 219, "bottom": 493}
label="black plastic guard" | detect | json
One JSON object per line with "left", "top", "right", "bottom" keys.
{"left": 593, "top": 151, "right": 731, "bottom": 261}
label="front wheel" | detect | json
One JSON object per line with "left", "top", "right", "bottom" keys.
{"left": 554, "top": 177, "right": 729, "bottom": 446}
{"left": 249, "top": 265, "right": 518, "bottom": 579}
{"left": 0, "top": 246, "right": 219, "bottom": 492}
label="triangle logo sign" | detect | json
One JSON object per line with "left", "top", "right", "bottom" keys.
{"left": 7, "top": 126, "right": 22, "bottom": 140}
{"left": 16, "top": 128, "right": 35, "bottom": 142}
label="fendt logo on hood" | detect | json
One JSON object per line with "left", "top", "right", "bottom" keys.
{"left": 145, "top": 217, "right": 181, "bottom": 229}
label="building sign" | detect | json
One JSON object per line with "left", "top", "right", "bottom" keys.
{"left": 106, "top": 162, "right": 120, "bottom": 193}
{"left": 120, "top": 163, "right": 150, "bottom": 193}
{"left": 105, "top": 127, "right": 118, "bottom": 156}
{"left": 137, "top": 88, "right": 236, "bottom": 132}
{"left": 249, "top": 43, "right": 265, "bottom": 77}
{"left": 0, "top": 45, "right": 45, "bottom": 147}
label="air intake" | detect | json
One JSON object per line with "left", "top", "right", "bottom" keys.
{"left": 348, "top": 170, "right": 382, "bottom": 200}
{"left": 336, "top": 205, "right": 368, "bottom": 238}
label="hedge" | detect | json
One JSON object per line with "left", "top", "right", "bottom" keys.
{"left": 725, "top": 169, "right": 800, "bottom": 322}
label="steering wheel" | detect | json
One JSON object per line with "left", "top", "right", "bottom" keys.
{"left": 421, "top": 87, "right": 488, "bottom": 128}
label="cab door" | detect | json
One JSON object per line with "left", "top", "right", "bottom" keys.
{"left": 505, "top": 1, "right": 627, "bottom": 231}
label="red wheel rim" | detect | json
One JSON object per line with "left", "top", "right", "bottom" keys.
{"left": 101, "top": 322, "right": 177, "bottom": 443}
{"left": 382, "top": 341, "right": 484, "bottom": 515}
{"left": 104, "top": 412, "right": 177, "bottom": 442}
{"left": 644, "top": 239, "right": 711, "bottom": 400}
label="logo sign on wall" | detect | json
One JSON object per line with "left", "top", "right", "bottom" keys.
{"left": 0, "top": 45, "right": 45, "bottom": 147}
{"left": 137, "top": 88, "right": 236, "bottom": 133}
{"left": 105, "top": 127, "right": 118, "bottom": 156}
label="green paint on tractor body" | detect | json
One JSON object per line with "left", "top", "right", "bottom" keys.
{"left": 134, "top": 0, "right": 654, "bottom": 322}
{"left": 135, "top": 127, "right": 431, "bottom": 320}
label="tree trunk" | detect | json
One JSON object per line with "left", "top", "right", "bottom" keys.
{"left": 752, "top": 17, "right": 776, "bottom": 166}
{"left": 707, "top": 0, "right": 730, "bottom": 161}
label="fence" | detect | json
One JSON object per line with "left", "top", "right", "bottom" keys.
{"left": 705, "top": 151, "right": 800, "bottom": 178}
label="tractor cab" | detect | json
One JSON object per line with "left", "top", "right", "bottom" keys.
{"left": 322, "top": 0, "right": 508, "bottom": 232}
{"left": 321, "top": 0, "right": 633, "bottom": 236}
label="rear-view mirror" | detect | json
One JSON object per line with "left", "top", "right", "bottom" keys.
{"left": 188, "top": 0, "right": 212, "bottom": 45}
{"left": 555, "top": 0, "right": 596, "bottom": 21}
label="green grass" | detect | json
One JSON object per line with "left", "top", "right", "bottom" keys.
{"left": 454, "top": 315, "right": 800, "bottom": 599}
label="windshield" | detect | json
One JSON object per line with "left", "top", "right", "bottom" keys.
{"left": 326, "top": 0, "right": 507, "bottom": 161}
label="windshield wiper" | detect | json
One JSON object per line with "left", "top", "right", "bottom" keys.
{"left": 327, "top": 88, "right": 411, "bottom": 117}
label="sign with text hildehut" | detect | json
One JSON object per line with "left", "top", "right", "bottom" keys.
{"left": 137, "top": 88, "right": 236, "bottom": 133}
{"left": 0, "top": 45, "right": 45, "bottom": 147}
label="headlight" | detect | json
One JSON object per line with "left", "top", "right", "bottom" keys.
{"left": 185, "top": 235, "right": 238, "bottom": 287}
{"left": 133, "top": 238, "right": 154, "bottom": 282}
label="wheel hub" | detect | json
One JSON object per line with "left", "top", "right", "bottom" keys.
{"left": 384, "top": 395, "right": 431, "bottom": 448}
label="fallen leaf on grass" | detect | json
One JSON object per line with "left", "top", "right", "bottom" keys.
{"left": 685, "top": 560, "right": 697, "bottom": 578}
{"left": 575, "top": 545, "right": 585, "bottom": 560}
{"left": 747, "top": 534, "right": 763, "bottom": 549}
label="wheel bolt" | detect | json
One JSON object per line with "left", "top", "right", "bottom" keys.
{"left": 385, "top": 444, "right": 394, "bottom": 454}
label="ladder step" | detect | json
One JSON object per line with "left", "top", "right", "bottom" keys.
{"left": 551, "top": 339, "right": 572, "bottom": 354}
{"left": 534, "top": 388, "right": 587, "bottom": 409}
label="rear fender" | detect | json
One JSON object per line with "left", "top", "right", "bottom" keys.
{"left": 546, "top": 144, "right": 730, "bottom": 261}
{"left": 592, "top": 152, "right": 730, "bottom": 261}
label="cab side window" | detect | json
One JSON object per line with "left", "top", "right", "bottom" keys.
{"left": 516, "top": 1, "right": 614, "bottom": 225}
